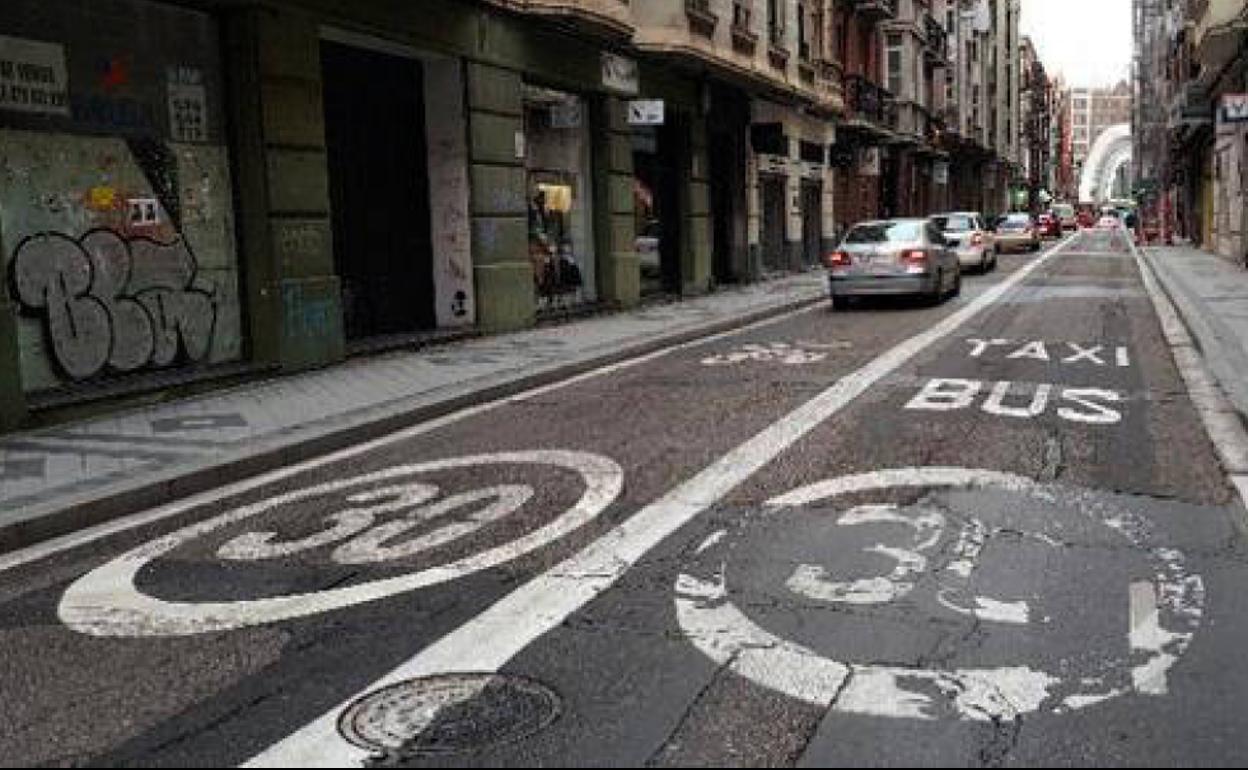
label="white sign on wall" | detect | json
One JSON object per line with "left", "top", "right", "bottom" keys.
{"left": 1221, "top": 93, "right": 1248, "bottom": 124}
{"left": 628, "top": 99, "right": 665, "bottom": 126}
{"left": 933, "top": 161, "right": 950, "bottom": 185}
{"left": 167, "top": 66, "right": 208, "bottom": 143}
{"left": 602, "top": 52, "right": 639, "bottom": 96}
{"left": 0, "top": 34, "right": 69, "bottom": 116}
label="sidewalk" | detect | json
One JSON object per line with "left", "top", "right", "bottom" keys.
{"left": 1140, "top": 245, "right": 1248, "bottom": 421}
{"left": 0, "top": 273, "right": 827, "bottom": 552}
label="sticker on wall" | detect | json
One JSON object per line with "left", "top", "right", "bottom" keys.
{"left": 0, "top": 34, "right": 70, "bottom": 116}
{"left": 127, "top": 198, "right": 161, "bottom": 228}
{"left": 167, "top": 66, "right": 208, "bottom": 142}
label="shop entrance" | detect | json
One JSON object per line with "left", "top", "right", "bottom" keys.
{"left": 760, "top": 175, "right": 787, "bottom": 273}
{"left": 801, "top": 181, "right": 822, "bottom": 269}
{"left": 321, "top": 40, "right": 435, "bottom": 341}
{"left": 633, "top": 115, "right": 687, "bottom": 296}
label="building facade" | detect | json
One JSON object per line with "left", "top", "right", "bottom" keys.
{"left": 0, "top": 0, "right": 1028, "bottom": 433}
{"left": 1135, "top": 0, "right": 1246, "bottom": 256}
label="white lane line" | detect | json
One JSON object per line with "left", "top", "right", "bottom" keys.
{"left": 245, "top": 238, "right": 1078, "bottom": 767}
{"left": 0, "top": 302, "right": 822, "bottom": 576}
{"left": 1134, "top": 241, "right": 1248, "bottom": 515}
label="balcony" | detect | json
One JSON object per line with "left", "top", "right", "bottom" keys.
{"left": 685, "top": 0, "right": 718, "bottom": 39}
{"left": 853, "top": 0, "right": 899, "bottom": 21}
{"left": 923, "top": 16, "right": 949, "bottom": 64}
{"left": 731, "top": 2, "right": 759, "bottom": 54}
{"left": 1168, "top": 81, "right": 1213, "bottom": 134}
{"left": 845, "top": 74, "right": 898, "bottom": 136}
{"left": 523, "top": 0, "right": 634, "bottom": 39}
{"left": 1194, "top": 0, "right": 1248, "bottom": 85}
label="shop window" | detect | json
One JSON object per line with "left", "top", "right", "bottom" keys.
{"left": 523, "top": 84, "right": 596, "bottom": 311}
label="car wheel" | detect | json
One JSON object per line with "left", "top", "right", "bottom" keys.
{"left": 832, "top": 296, "right": 851, "bottom": 311}
{"left": 950, "top": 270, "right": 962, "bottom": 298}
{"left": 927, "top": 272, "right": 944, "bottom": 306}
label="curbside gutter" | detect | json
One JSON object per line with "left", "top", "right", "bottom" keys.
{"left": 0, "top": 289, "right": 826, "bottom": 556}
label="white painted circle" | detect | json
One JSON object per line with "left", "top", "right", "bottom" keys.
{"left": 59, "top": 451, "right": 624, "bottom": 637}
{"left": 676, "top": 467, "right": 1205, "bottom": 722}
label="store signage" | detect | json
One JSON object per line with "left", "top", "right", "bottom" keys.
{"left": 758, "top": 154, "right": 789, "bottom": 175}
{"left": 858, "top": 147, "right": 881, "bottom": 177}
{"left": 1220, "top": 93, "right": 1248, "bottom": 124}
{"left": 627, "top": 99, "right": 665, "bottom": 126}
{"left": 602, "top": 52, "right": 639, "bottom": 96}
{"left": 549, "top": 99, "right": 583, "bottom": 129}
{"left": 0, "top": 34, "right": 69, "bottom": 116}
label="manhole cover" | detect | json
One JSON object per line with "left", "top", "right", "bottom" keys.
{"left": 338, "top": 673, "right": 562, "bottom": 758}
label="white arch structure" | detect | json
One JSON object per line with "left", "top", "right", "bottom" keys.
{"left": 1080, "top": 124, "right": 1132, "bottom": 203}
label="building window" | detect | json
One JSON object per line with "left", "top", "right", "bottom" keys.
{"left": 768, "top": 0, "right": 785, "bottom": 45}
{"left": 886, "top": 32, "right": 903, "bottom": 96}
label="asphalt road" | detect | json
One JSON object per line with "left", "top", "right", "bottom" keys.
{"left": 3, "top": 230, "right": 1247, "bottom": 767}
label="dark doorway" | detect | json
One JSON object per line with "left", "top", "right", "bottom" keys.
{"left": 633, "top": 114, "right": 687, "bottom": 296}
{"left": 321, "top": 40, "right": 435, "bottom": 341}
{"left": 882, "top": 148, "right": 900, "bottom": 219}
{"left": 760, "top": 175, "right": 787, "bottom": 273}
{"left": 801, "top": 181, "right": 822, "bottom": 268}
{"left": 708, "top": 90, "right": 749, "bottom": 286}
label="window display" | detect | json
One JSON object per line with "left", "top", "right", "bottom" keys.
{"left": 523, "top": 84, "right": 595, "bottom": 312}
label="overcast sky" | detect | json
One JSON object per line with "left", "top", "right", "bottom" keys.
{"left": 1021, "top": 0, "right": 1133, "bottom": 87}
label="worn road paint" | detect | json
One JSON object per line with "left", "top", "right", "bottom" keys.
{"left": 58, "top": 451, "right": 624, "bottom": 637}
{"left": 701, "top": 341, "right": 831, "bottom": 367}
{"left": 0, "top": 304, "right": 825, "bottom": 577}
{"left": 677, "top": 467, "right": 1205, "bottom": 722}
{"left": 785, "top": 504, "right": 944, "bottom": 606}
{"left": 244, "top": 236, "right": 1077, "bottom": 767}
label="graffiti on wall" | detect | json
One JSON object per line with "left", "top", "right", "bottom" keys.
{"left": 8, "top": 228, "right": 216, "bottom": 381}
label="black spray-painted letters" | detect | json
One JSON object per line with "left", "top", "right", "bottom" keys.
{"left": 9, "top": 229, "right": 216, "bottom": 381}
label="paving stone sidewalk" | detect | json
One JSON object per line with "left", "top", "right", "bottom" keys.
{"left": 1141, "top": 245, "right": 1248, "bottom": 419}
{"left": 0, "top": 273, "right": 826, "bottom": 550}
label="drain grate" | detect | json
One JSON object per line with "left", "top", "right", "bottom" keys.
{"left": 338, "top": 673, "right": 562, "bottom": 759}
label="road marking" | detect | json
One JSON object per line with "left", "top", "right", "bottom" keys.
{"left": 0, "top": 302, "right": 823, "bottom": 576}
{"left": 244, "top": 236, "right": 1077, "bottom": 767}
{"left": 677, "top": 467, "right": 1204, "bottom": 721}
{"left": 904, "top": 379, "right": 1124, "bottom": 425}
{"left": 785, "top": 504, "right": 944, "bottom": 605}
{"left": 58, "top": 452, "right": 623, "bottom": 637}
{"left": 701, "top": 341, "right": 834, "bottom": 367}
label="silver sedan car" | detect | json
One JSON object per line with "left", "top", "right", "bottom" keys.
{"left": 824, "top": 219, "right": 962, "bottom": 310}
{"left": 932, "top": 211, "right": 997, "bottom": 273}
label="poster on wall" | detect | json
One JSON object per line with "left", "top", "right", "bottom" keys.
{"left": 167, "top": 66, "right": 208, "bottom": 142}
{"left": 0, "top": 34, "right": 69, "bottom": 116}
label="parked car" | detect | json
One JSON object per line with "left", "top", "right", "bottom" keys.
{"left": 1037, "top": 212, "right": 1063, "bottom": 239}
{"left": 993, "top": 213, "right": 1041, "bottom": 253}
{"left": 931, "top": 211, "right": 997, "bottom": 273}
{"left": 824, "top": 219, "right": 961, "bottom": 310}
{"left": 1052, "top": 202, "right": 1077, "bottom": 231}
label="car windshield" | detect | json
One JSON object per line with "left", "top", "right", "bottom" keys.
{"left": 933, "top": 215, "right": 976, "bottom": 232}
{"left": 1053, "top": 204, "right": 1074, "bottom": 218}
{"left": 999, "top": 215, "right": 1031, "bottom": 230}
{"left": 844, "top": 222, "right": 923, "bottom": 244}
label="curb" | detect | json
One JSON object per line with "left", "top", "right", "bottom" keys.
{"left": 0, "top": 289, "right": 826, "bottom": 555}
{"left": 1134, "top": 244, "right": 1248, "bottom": 531}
